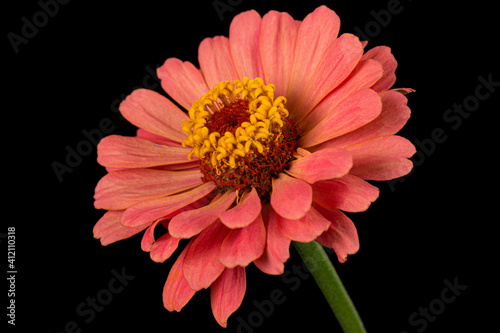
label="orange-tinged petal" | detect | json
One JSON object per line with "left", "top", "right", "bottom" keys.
{"left": 299, "top": 58, "right": 383, "bottom": 132}
{"left": 97, "top": 135, "right": 191, "bottom": 169}
{"left": 211, "top": 267, "right": 246, "bottom": 328}
{"left": 361, "top": 46, "right": 398, "bottom": 92}
{"left": 311, "top": 90, "right": 412, "bottom": 150}
{"left": 169, "top": 190, "right": 237, "bottom": 239}
{"left": 141, "top": 219, "right": 164, "bottom": 252}
{"left": 259, "top": 10, "right": 298, "bottom": 97}
{"left": 314, "top": 206, "right": 359, "bottom": 263}
{"left": 219, "top": 188, "right": 261, "bottom": 229}
{"left": 121, "top": 182, "right": 215, "bottom": 227}
{"left": 286, "top": 147, "right": 352, "bottom": 184}
{"left": 150, "top": 233, "right": 180, "bottom": 263}
{"left": 312, "top": 175, "right": 379, "bottom": 212}
{"left": 347, "top": 135, "right": 416, "bottom": 180}
{"left": 93, "top": 210, "right": 148, "bottom": 246}
{"left": 119, "top": 89, "right": 188, "bottom": 143}
{"left": 136, "top": 128, "right": 183, "bottom": 146}
{"left": 163, "top": 245, "right": 196, "bottom": 312}
{"left": 299, "top": 88, "right": 382, "bottom": 148}
{"left": 198, "top": 36, "right": 239, "bottom": 89}
{"left": 254, "top": 205, "right": 291, "bottom": 275}
{"left": 229, "top": 10, "right": 264, "bottom": 80}
{"left": 276, "top": 206, "right": 331, "bottom": 243}
{"left": 287, "top": 5, "right": 340, "bottom": 116}
{"left": 291, "top": 33, "right": 364, "bottom": 122}
{"left": 94, "top": 168, "right": 203, "bottom": 210}
{"left": 271, "top": 173, "right": 312, "bottom": 220}
{"left": 219, "top": 213, "right": 266, "bottom": 268}
{"left": 157, "top": 58, "right": 209, "bottom": 110}
{"left": 142, "top": 196, "right": 214, "bottom": 252}
{"left": 183, "top": 221, "right": 230, "bottom": 291}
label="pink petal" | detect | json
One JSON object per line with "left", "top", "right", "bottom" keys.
{"left": 150, "top": 233, "right": 181, "bottom": 263}
{"left": 93, "top": 210, "right": 122, "bottom": 237}
{"left": 392, "top": 88, "right": 415, "bottom": 95}
{"left": 347, "top": 135, "right": 416, "bottom": 180}
{"left": 253, "top": 205, "right": 291, "bottom": 275}
{"left": 271, "top": 173, "right": 312, "bottom": 220}
{"left": 312, "top": 175, "right": 379, "bottom": 212}
{"left": 104, "top": 167, "right": 123, "bottom": 173}
{"left": 259, "top": 10, "right": 298, "bottom": 97}
{"left": 97, "top": 135, "right": 191, "bottom": 169}
{"left": 141, "top": 219, "right": 164, "bottom": 252}
{"left": 163, "top": 192, "right": 216, "bottom": 220}
{"left": 163, "top": 245, "right": 196, "bottom": 312}
{"left": 94, "top": 168, "right": 203, "bottom": 210}
{"left": 211, "top": 266, "right": 246, "bottom": 328}
{"left": 295, "top": 19, "right": 301, "bottom": 30}
{"left": 314, "top": 206, "right": 359, "bottom": 263}
{"left": 219, "top": 213, "right": 266, "bottom": 268}
{"left": 229, "top": 10, "right": 264, "bottom": 79}
{"left": 286, "top": 147, "right": 353, "bottom": 184}
{"left": 168, "top": 190, "right": 237, "bottom": 239}
{"left": 287, "top": 6, "right": 340, "bottom": 116}
{"left": 220, "top": 187, "right": 261, "bottom": 229}
{"left": 183, "top": 221, "right": 230, "bottom": 291}
{"left": 299, "top": 59, "right": 383, "bottom": 132}
{"left": 157, "top": 58, "right": 209, "bottom": 110}
{"left": 143, "top": 201, "right": 209, "bottom": 256}
{"left": 119, "top": 89, "right": 188, "bottom": 143}
{"left": 276, "top": 206, "right": 331, "bottom": 243}
{"left": 299, "top": 88, "right": 382, "bottom": 148}
{"left": 376, "top": 73, "right": 397, "bottom": 92}
{"left": 312, "top": 90, "right": 412, "bottom": 150}
{"left": 136, "top": 128, "right": 183, "bottom": 146}
{"left": 93, "top": 210, "right": 148, "bottom": 246}
{"left": 148, "top": 161, "right": 200, "bottom": 171}
{"left": 198, "top": 36, "right": 239, "bottom": 89}
{"left": 361, "top": 46, "right": 397, "bottom": 92}
{"left": 121, "top": 182, "right": 215, "bottom": 227}
{"left": 291, "top": 33, "right": 364, "bottom": 122}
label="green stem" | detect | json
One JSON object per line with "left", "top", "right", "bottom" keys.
{"left": 293, "top": 241, "right": 366, "bottom": 333}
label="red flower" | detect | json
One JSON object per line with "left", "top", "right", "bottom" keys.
{"left": 93, "top": 5, "right": 415, "bottom": 327}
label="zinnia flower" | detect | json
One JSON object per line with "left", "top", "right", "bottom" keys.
{"left": 93, "top": 5, "right": 415, "bottom": 327}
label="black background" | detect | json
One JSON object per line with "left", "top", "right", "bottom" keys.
{"left": 5, "top": 0, "right": 498, "bottom": 332}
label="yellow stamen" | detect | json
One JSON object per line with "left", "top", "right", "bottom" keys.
{"left": 182, "top": 77, "right": 290, "bottom": 170}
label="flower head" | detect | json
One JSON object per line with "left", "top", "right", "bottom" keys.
{"left": 93, "top": 5, "right": 415, "bottom": 327}
{"left": 182, "top": 77, "right": 300, "bottom": 199}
